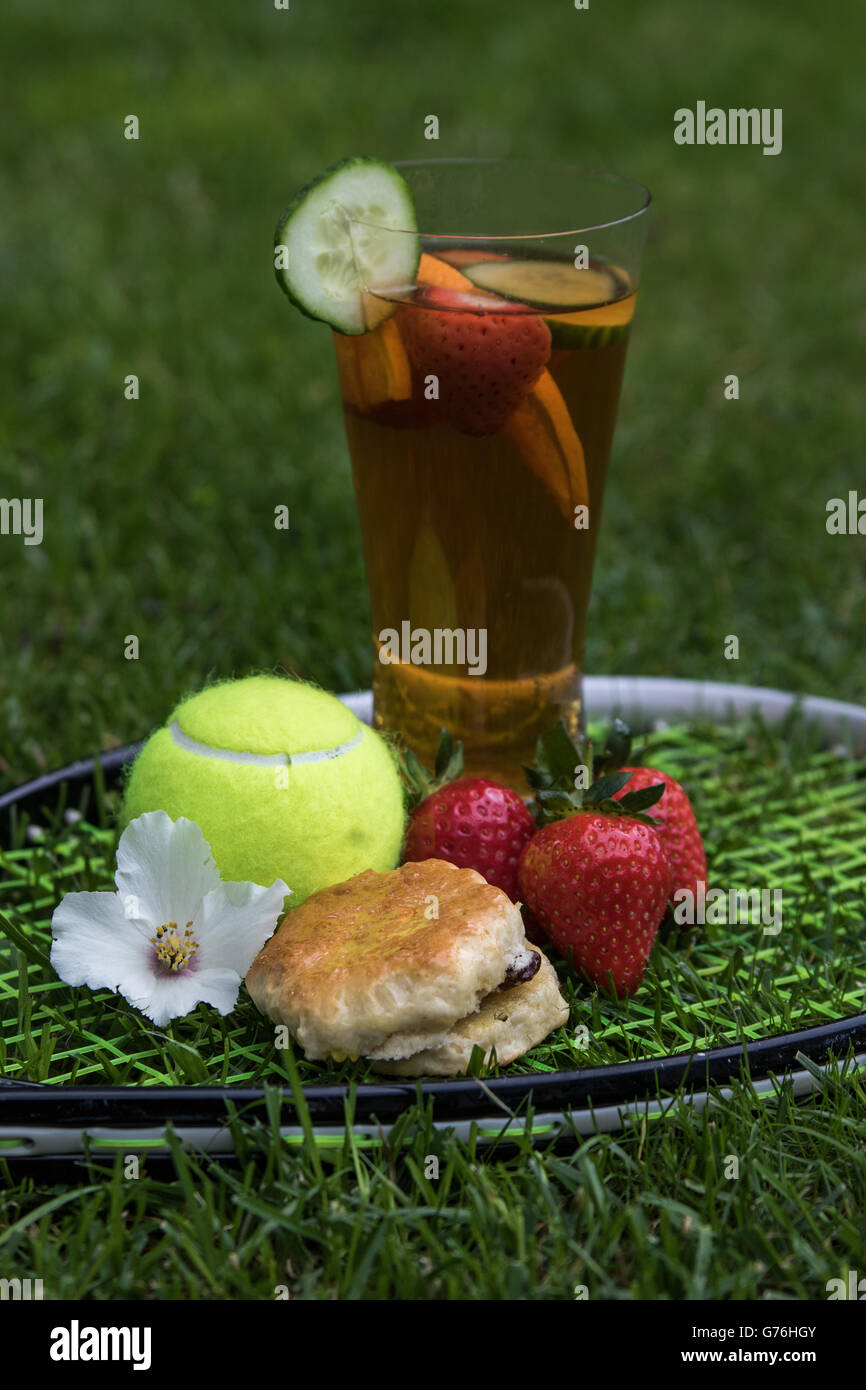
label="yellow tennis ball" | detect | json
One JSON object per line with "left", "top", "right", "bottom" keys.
{"left": 122, "top": 675, "right": 406, "bottom": 905}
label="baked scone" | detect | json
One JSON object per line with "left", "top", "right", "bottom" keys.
{"left": 245, "top": 858, "right": 566, "bottom": 1069}
{"left": 372, "top": 951, "right": 569, "bottom": 1076}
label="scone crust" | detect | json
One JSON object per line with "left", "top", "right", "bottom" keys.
{"left": 372, "top": 951, "right": 570, "bottom": 1076}
{"left": 245, "top": 859, "right": 528, "bottom": 1059}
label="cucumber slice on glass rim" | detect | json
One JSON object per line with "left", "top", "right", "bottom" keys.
{"left": 274, "top": 157, "right": 420, "bottom": 336}
{"left": 461, "top": 257, "right": 628, "bottom": 312}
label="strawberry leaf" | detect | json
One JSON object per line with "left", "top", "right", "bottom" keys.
{"left": 399, "top": 727, "right": 464, "bottom": 809}
{"left": 596, "top": 717, "right": 632, "bottom": 774}
{"left": 433, "top": 728, "right": 454, "bottom": 779}
{"left": 526, "top": 719, "right": 666, "bottom": 828}
{"left": 616, "top": 782, "right": 666, "bottom": 814}
{"left": 532, "top": 788, "right": 583, "bottom": 827}
{"left": 584, "top": 770, "right": 634, "bottom": 804}
{"left": 400, "top": 747, "right": 432, "bottom": 795}
{"left": 593, "top": 797, "right": 663, "bottom": 826}
{"left": 522, "top": 756, "right": 550, "bottom": 792}
{"left": 524, "top": 720, "right": 584, "bottom": 791}
{"left": 434, "top": 728, "right": 464, "bottom": 783}
{"left": 546, "top": 722, "right": 583, "bottom": 784}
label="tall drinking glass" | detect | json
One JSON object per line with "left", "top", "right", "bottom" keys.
{"left": 333, "top": 159, "right": 650, "bottom": 787}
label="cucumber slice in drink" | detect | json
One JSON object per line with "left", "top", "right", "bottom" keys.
{"left": 547, "top": 319, "right": 631, "bottom": 350}
{"left": 274, "top": 157, "right": 420, "bottom": 335}
{"left": 545, "top": 292, "right": 637, "bottom": 349}
{"left": 546, "top": 319, "right": 630, "bottom": 350}
{"left": 462, "top": 258, "right": 626, "bottom": 311}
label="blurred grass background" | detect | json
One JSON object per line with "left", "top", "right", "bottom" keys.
{"left": 1, "top": 0, "right": 864, "bottom": 787}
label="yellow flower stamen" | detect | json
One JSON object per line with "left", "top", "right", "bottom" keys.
{"left": 151, "top": 920, "right": 199, "bottom": 973}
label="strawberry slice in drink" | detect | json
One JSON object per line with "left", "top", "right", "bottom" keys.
{"left": 397, "top": 280, "right": 552, "bottom": 436}
{"left": 396, "top": 258, "right": 588, "bottom": 521}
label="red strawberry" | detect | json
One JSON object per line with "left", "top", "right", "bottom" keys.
{"left": 398, "top": 287, "right": 551, "bottom": 436}
{"left": 518, "top": 814, "right": 671, "bottom": 997}
{"left": 612, "top": 767, "right": 707, "bottom": 910}
{"left": 403, "top": 776, "right": 536, "bottom": 901}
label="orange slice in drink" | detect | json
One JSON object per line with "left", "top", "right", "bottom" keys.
{"left": 409, "top": 520, "right": 459, "bottom": 643}
{"left": 416, "top": 251, "right": 476, "bottom": 292}
{"left": 414, "top": 252, "right": 526, "bottom": 313}
{"left": 503, "top": 371, "right": 589, "bottom": 525}
{"left": 332, "top": 316, "right": 412, "bottom": 410}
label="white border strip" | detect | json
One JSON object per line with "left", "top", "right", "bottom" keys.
{"left": 169, "top": 720, "right": 363, "bottom": 767}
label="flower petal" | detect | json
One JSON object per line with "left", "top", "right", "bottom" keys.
{"left": 50, "top": 891, "right": 154, "bottom": 993}
{"left": 50, "top": 812, "right": 287, "bottom": 1029}
{"left": 131, "top": 967, "right": 242, "bottom": 1026}
{"left": 114, "top": 811, "right": 222, "bottom": 928}
{"left": 196, "top": 878, "right": 290, "bottom": 975}
{"left": 182, "top": 967, "right": 243, "bottom": 1017}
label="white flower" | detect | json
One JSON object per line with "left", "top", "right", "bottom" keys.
{"left": 50, "top": 811, "right": 290, "bottom": 1027}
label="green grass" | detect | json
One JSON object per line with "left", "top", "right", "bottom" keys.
{"left": 1, "top": 0, "right": 865, "bottom": 1301}
{"left": 2, "top": 1070, "right": 866, "bottom": 1300}
{"left": 1, "top": 0, "right": 865, "bottom": 786}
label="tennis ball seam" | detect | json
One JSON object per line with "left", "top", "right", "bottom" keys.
{"left": 168, "top": 719, "right": 364, "bottom": 767}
